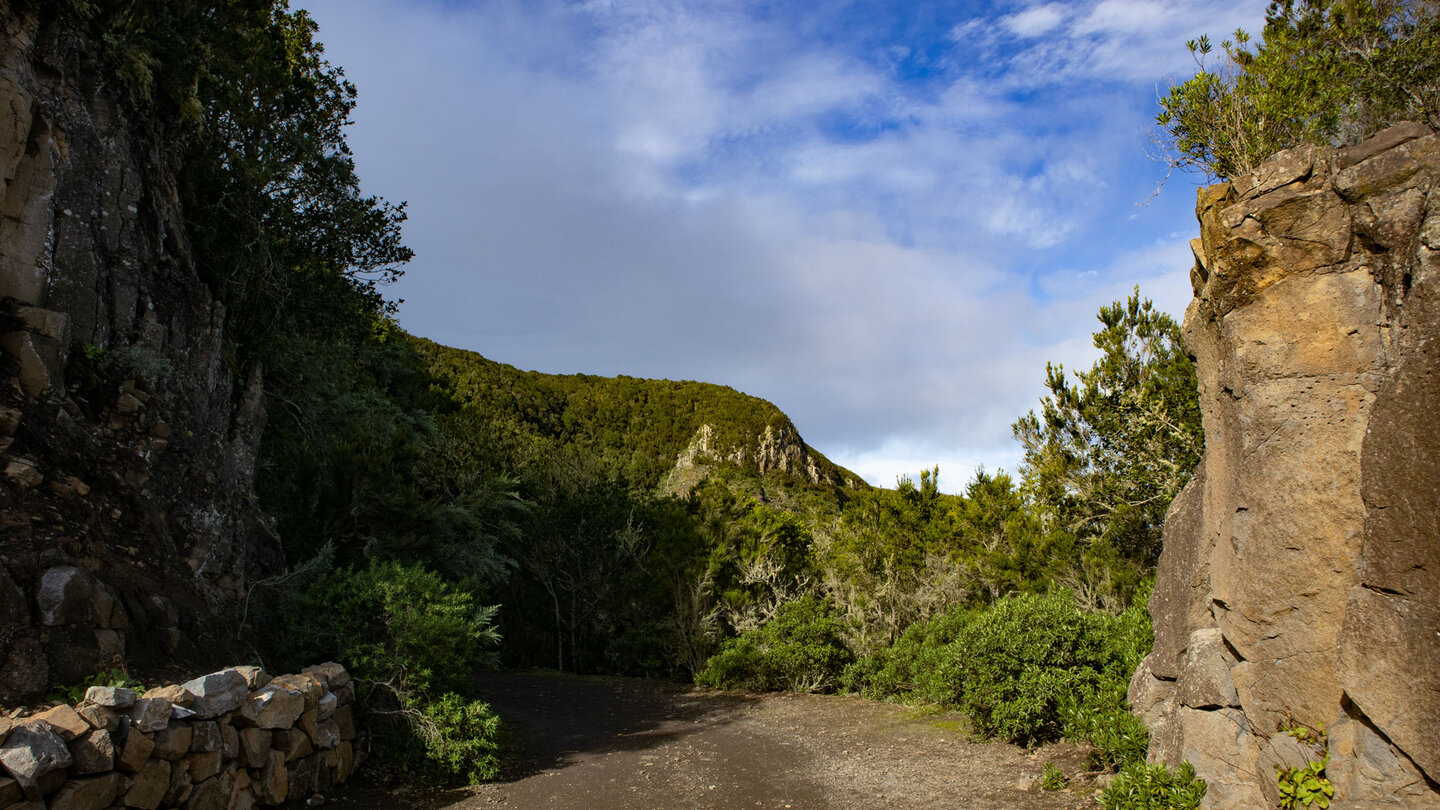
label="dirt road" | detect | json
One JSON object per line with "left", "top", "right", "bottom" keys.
{"left": 322, "top": 671, "right": 1102, "bottom": 809}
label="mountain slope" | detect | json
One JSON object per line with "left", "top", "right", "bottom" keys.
{"left": 413, "top": 337, "right": 866, "bottom": 496}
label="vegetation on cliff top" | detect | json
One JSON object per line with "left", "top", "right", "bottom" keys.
{"left": 1158, "top": 0, "right": 1439, "bottom": 178}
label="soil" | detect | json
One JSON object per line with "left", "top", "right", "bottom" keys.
{"left": 319, "top": 671, "right": 1108, "bottom": 810}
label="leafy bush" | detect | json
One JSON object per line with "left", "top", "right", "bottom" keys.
{"left": 842, "top": 606, "right": 971, "bottom": 704}
{"left": 1100, "top": 760, "right": 1206, "bottom": 810}
{"left": 384, "top": 692, "right": 505, "bottom": 783}
{"left": 1158, "top": 0, "right": 1440, "bottom": 179}
{"left": 697, "top": 597, "right": 854, "bottom": 693}
{"left": 948, "top": 586, "right": 1154, "bottom": 757}
{"left": 287, "top": 561, "right": 504, "bottom": 782}
{"left": 949, "top": 590, "right": 1109, "bottom": 744}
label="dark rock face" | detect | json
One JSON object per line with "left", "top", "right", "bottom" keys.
{"left": 0, "top": 3, "right": 281, "bottom": 701}
{"left": 1133, "top": 123, "right": 1440, "bottom": 807}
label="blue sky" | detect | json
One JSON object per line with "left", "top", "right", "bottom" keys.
{"left": 298, "top": 0, "right": 1264, "bottom": 492}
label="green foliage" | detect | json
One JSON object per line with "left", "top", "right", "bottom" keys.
{"left": 390, "top": 692, "right": 505, "bottom": 784}
{"left": 1158, "top": 0, "right": 1440, "bottom": 179}
{"left": 696, "top": 597, "right": 855, "bottom": 693}
{"left": 1100, "top": 760, "right": 1207, "bottom": 810}
{"left": 841, "top": 606, "right": 971, "bottom": 704}
{"left": 1013, "top": 290, "right": 1201, "bottom": 573}
{"left": 948, "top": 587, "right": 1153, "bottom": 753}
{"left": 284, "top": 561, "right": 505, "bottom": 783}
{"left": 1276, "top": 722, "right": 1334, "bottom": 809}
{"left": 1041, "top": 762, "right": 1068, "bottom": 791}
{"left": 47, "top": 669, "right": 144, "bottom": 705}
{"left": 949, "top": 590, "right": 1106, "bottom": 744}
{"left": 289, "top": 560, "right": 500, "bottom": 696}
{"left": 1277, "top": 754, "right": 1334, "bottom": 809}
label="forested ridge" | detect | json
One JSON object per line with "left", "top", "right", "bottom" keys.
{"left": 34, "top": 0, "right": 1438, "bottom": 806}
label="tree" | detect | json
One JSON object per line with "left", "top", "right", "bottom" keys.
{"left": 1156, "top": 0, "right": 1440, "bottom": 179}
{"left": 1012, "top": 290, "right": 1202, "bottom": 568}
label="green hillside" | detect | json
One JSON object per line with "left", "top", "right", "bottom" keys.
{"left": 413, "top": 337, "right": 866, "bottom": 496}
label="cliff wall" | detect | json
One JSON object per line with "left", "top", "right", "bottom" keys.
{"left": 0, "top": 3, "right": 280, "bottom": 702}
{"left": 1131, "top": 123, "right": 1440, "bottom": 807}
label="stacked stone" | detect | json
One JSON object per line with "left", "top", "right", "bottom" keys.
{"left": 0, "top": 663, "right": 359, "bottom": 810}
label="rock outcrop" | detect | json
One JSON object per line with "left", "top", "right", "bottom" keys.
{"left": 0, "top": 3, "right": 281, "bottom": 701}
{"left": 1132, "top": 123, "right": 1440, "bottom": 807}
{"left": 664, "top": 422, "right": 863, "bottom": 496}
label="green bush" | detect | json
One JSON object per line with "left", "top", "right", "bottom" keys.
{"left": 1158, "top": 0, "right": 1440, "bottom": 179}
{"left": 1100, "top": 760, "right": 1207, "bottom": 810}
{"left": 948, "top": 586, "right": 1154, "bottom": 754}
{"left": 697, "top": 597, "right": 854, "bottom": 693}
{"left": 405, "top": 692, "right": 505, "bottom": 783}
{"left": 949, "top": 590, "right": 1108, "bottom": 743}
{"left": 287, "top": 561, "right": 504, "bottom": 782}
{"left": 290, "top": 560, "right": 500, "bottom": 696}
{"left": 842, "top": 606, "right": 971, "bottom": 704}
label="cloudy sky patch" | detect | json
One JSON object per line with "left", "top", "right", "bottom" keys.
{"left": 299, "top": 0, "right": 1264, "bottom": 492}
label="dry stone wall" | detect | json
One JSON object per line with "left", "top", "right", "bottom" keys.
{"left": 0, "top": 663, "right": 360, "bottom": 810}
{"left": 1130, "top": 123, "right": 1440, "bottom": 808}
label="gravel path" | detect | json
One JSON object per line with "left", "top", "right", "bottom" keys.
{"left": 320, "top": 671, "right": 1103, "bottom": 809}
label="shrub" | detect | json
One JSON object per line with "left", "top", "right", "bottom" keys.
{"left": 287, "top": 561, "right": 504, "bottom": 782}
{"left": 949, "top": 590, "right": 1109, "bottom": 744}
{"left": 1041, "top": 761, "right": 1068, "bottom": 791}
{"left": 842, "top": 606, "right": 971, "bottom": 705}
{"left": 1157, "top": 0, "right": 1440, "bottom": 179}
{"left": 948, "top": 586, "right": 1154, "bottom": 755}
{"left": 1100, "top": 760, "right": 1207, "bottom": 810}
{"left": 697, "top": 597, "right": 854, "bottom": 693}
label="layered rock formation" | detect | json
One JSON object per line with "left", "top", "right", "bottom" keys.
{"left": 0, "top": 4, "right": 280, "bottom": 701}
{"left": 1131, "top": 123, "right": 1440, "bottom": 807}
{"left": 664, "top": 422, "right": 862, "bottom": 495}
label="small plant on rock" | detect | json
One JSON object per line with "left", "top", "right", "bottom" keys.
{"left": 1276, "top": 721, "right": 1333, "bottom": 809}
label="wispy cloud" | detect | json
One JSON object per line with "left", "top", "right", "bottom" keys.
{"left": 299, "top": 0, "right": 1259, "bottom": 492}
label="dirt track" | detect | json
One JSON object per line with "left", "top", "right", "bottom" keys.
{"left": 322, "top": 671, "right": 1103, "bottom": 809}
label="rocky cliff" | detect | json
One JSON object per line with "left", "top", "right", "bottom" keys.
{"left": 663, "top": 422, "right": 862, "bottom": 496}
{"left": 1130, "top": 123, "right": 1440, "bottom": 807}
{"left": 0, "top": 3, "right": 280, "bottom": 702}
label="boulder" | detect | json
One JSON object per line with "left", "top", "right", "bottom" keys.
{"left": 83, "top": 686, "right": 137, "bottom": 709}
{"left": 300, "top": 663, "right": 349, "bottom": 690}
{"left": 0, "top": 722, "right": 72, "bottom": 798}
{"left": 180, "top": 670, "right": 248, "bottom": 719}
{"left": 241, "top": 685, "right": 304, "bottom": 730}
{"left": 66, "top": 727, "right": 115, "bottom": 774}
{"left": 46, "top": 772, "right": 120, "bottom": 810}
{"left": 127, "top": 697, "right": 170, "bottom": 733}
{"left": 30, "top": 705, "right": 90, "bottom": 740}
{"left": 122, "top": 758, "right": 170, "bottom": 809}
{"left": 116, "top": 728, "right": 154, "bottom": 773}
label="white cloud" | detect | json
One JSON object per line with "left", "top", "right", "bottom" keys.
{"left": 297, "top": 0, "right": 1226, "bottom": 491}
{"left": 1003, "top": 3, "right": 1068, "bottom": 38}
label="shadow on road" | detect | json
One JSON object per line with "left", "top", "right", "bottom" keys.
{"left": 473, "top": 669, "right": 759, "bottom": 781}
